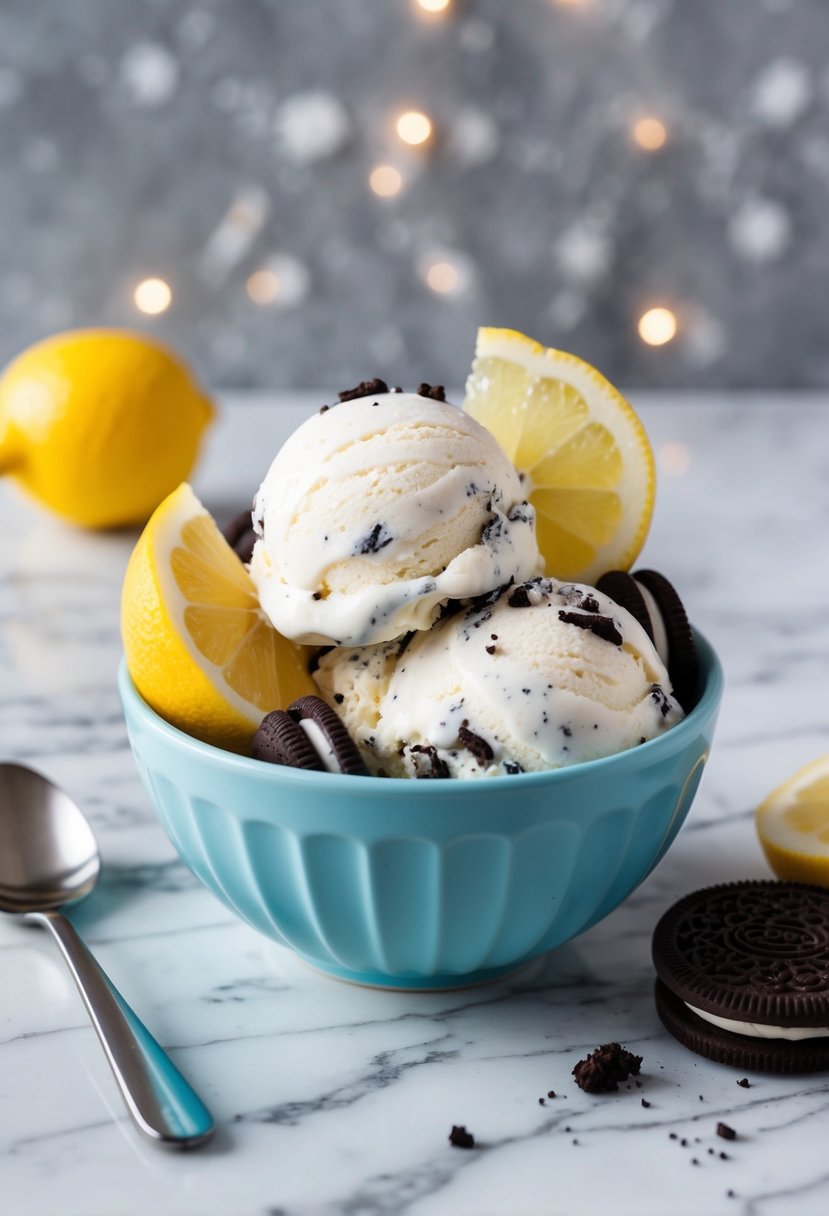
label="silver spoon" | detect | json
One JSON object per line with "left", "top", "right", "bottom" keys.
{"left": 0, "top": 762, "right": 214, "bottom": 1149}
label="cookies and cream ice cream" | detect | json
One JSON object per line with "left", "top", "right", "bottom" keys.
{"left": 249, "top": 389, "right": 542, "bottom": 647}
{"left": 314, "top": 576, "right": 684, "bottom": 778}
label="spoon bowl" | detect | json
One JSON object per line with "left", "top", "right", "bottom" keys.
{"left": 0, "top": 764, "right": 100, "bottom": 912}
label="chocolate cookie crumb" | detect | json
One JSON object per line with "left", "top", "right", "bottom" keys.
{"left": 737, "top": 1078, "right": 751, "bottom": 1088}
{"left": 717, "top": 1123, "right": 737, "bottom": 1141}
{"left": 572, "top": 1043, "right": 643, "bottom": 1093}
{"left": 458, "top": 724, "right": 494, "bottom": 765}
{"left": 485, "top": 644, "right": 496, "bottom": 655}
{"left": 410, "top": 744, "right": 451, "bottom": 779}
{"left": 358, "top": 523, "right": 393, "bottom": 554}
{"left": 507, "top": 584, "right": 532, "bottom": 608}
{"left": 720, "top": 1152, "right": 730, "bottom": 1161}
{"left": 449, "top": 1125, "right": 475, "bottom": 1149}
{"left": 538, "top": 1097, "right": 545, "bottom": 1106}
{"left": 547, "top": 1090, "right": 556, "bottom": 1099}
{"left": 333, "top": 693, "right": 344, "bottom": 704}
{"left": 417, "top": 383, "right": 447, "bottom": 402}
{"left": 558, "top": 610, "right": 623, "bottom": 647}
{"left": 641, "top": 1098, "right": 651, "bottom": 1108}
{"left": 338, "top": 378, "right": 389, "bottom": 402}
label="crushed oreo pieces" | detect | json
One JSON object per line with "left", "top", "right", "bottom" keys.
{"left": 358, "top": 523, "right": 393, "bottom": 554}
{"left": 572, "top": 1043, "right": 643, "bottom": 1093}
{"left": 458, "top": 723, "right": 494, "bottom": 766}
{"left": 448, "top": 1124, "right": 475, "bottom": 1149}
{"left": 409, "top": 744, "right": 451, "bottom": 779}
{"left": 418, "top": 383, "right": 447, "bottom": 401}
{"left": 507, "top": 584, "right": 533, "bottom": 608}
{"left": 558, "top": 610, "right": 623, "bottom": 647}
{"left": 716, "top": 1123, "right": 737, "bottom": 1141}
{"left": 650, "top": 684, "right": 673, "bottom": 718}
{"left": 338, "top": 377, "right": 389, "bottom": 402}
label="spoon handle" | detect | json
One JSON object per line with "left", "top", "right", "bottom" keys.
{"left": 34, "top": 910, "right": 214, "bottom": 1148}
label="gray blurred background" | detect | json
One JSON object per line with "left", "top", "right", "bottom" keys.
{"left": 1, "top": 0, "right": 827, "bottom": 390}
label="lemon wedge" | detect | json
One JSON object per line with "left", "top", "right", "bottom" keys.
{"left": 121, "top": 483, "right": 316, "bottom": 752}
{"left": 463, "top": 327, "right": 655, "bottom": 583}
{"left": 756, "top": 755, "right": 829, "bottom": 887}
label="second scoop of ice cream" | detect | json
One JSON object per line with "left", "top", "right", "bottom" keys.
{"left": 249, "top": 392, "right": 541, "bottom": 646}
{"left": 314, "top": 577, "right": 685, "bottom": 777}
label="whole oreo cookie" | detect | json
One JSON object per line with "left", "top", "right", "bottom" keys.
{"left": 652, "top": 881, "right": 829, "bottom": 1073}
{"left": 596, "top": 568, "right": 698, "bottom": 711}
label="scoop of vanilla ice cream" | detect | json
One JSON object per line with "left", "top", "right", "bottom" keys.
{"left": 249, "top": 392, "right": 541, "bottom": 646}
{"left": 314, "top": 577, "right": 684, "bottom": 778}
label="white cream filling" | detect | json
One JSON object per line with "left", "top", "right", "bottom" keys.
{"left": 635, "top": 579, "right": 670, "bottom": 666}
{"left": 299, "top": 718, "right": 340, "bottom": 774}
{"left": 686, "top": 1002, "right": 829, "bottom": 1041}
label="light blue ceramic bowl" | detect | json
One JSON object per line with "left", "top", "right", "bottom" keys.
{"left": 118, "top": 631, "right": 722, "bottom": 990}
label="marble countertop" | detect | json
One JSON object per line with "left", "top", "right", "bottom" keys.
{"left": 2, "top": 392, "right": 829, "bottom": 1216}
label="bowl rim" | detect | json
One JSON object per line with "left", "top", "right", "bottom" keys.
{"left": 118, "top": 627, "right": 723, "bottom": 796}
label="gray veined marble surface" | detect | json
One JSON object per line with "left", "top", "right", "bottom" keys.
{"left": 2, "top": 392, "right": 829, "bottom": 1216}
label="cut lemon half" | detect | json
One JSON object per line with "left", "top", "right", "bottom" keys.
{"left": 121, "top": 483, "right": 316, "bottom": 752}
{"left": 464, "top": 327, "right": 655, "bottom": 583}
{"left": 756, "top": 755, "right": 829, "bottom": 887}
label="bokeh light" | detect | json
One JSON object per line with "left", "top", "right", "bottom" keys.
{"left": 632, "top": 117, "right": 668, "bottom": 151}
{"left": 369, "top": 165, "right": 403, "bottom": 197}
{"left": 659, "top": 441, "right": 691, "bottom": 476}
{"left": 133, "top": 277, "right": 172, "bottom": 315}
{"left": 396, "top": 110, "right": 433, "bottom": 146}
{"left": 415, "top": 0, "right": 451, "bottom": 13}
{"left": 425, "top": 261, "right": 460, "bottom": 294}
{"left": 638, "top": 307, "right": 677, "bottom": 346}
{"left": 246, "top": 269, "right": 281, "bottom": 305}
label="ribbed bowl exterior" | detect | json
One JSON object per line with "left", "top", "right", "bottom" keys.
{"left": 119, "top": 632, "right": 723, "bottom": 989}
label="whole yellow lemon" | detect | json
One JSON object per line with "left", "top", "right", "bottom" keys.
{"left": 0, "top": 329, "right": 214, "bottom": 528}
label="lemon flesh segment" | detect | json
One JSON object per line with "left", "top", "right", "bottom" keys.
{"left": 464, "top": 328, "right": 655, "bottom": 584}
{"left": 121, "top": 483, "right": 316, "bottom": 752}
{"left": 756, "top": 757, "right": 829, "bottom": 886}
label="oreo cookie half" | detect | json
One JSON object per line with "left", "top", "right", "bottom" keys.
{"left": 652, "top": 881, "right": 829, "bottom": 1074}
{"left": 288, "top": 695, "right": 368, "bottom": 776}
{"left": 252, "top": 710, "right": 324, "bottom": 771}
{"left": 632, "top": 568, "right": 699, "bottom": 711}
{"left": 252, "top": 696, "right": 368, "bottom": 775}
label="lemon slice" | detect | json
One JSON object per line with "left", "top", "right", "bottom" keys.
{"left": 756, "top": 755, "right": 829, "bottom": 887}
{"left": 463, "top": 327, "right": 655, "bottom": 583}
{"left": 121, "top": 483, "right": 315, "bottom": 752}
